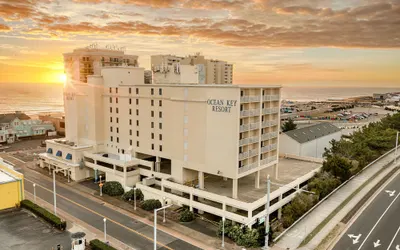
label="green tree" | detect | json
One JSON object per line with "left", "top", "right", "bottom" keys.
{"left": 322, "top": 155, "right": 353, "bottom": 182}
{"left": 308, "top": 172, "right": 341, "bottom": 199}
{"left": 282, "top": 118, "right": 297, "bottom": 132}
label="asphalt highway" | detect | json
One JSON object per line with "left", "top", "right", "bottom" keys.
{"left": 0, "top": 151, "right": 202, "bottom": 250}
{"left": 332, "top": 171, "right": 400, "bottom": 250}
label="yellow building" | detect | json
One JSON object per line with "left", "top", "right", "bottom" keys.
{"left": 0, "top": 158, "right": 24, "bottom": 210}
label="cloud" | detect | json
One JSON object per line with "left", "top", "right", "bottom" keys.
{"left": 0, "top": 23, "right": 12, "bottom": 32}
{"left": 85, "top": 13, "right": 112, "bottom": 19}
{"left": 72, "top": 0, "right": 180, "bottom": 8}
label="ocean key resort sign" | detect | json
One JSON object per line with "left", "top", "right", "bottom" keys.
{"left": 207, "top": 99, "right": 237, "bottom": 113}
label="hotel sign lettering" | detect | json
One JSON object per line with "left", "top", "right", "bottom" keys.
{"left": 207, "top": 99, "right": 237, "bottom": 113}
{"left": 65, "top": 92, "right": 75, "bottom": 100}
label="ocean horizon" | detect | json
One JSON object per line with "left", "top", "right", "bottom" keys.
{"left": 0, "top": 82, "right": 399, "bottom": 115}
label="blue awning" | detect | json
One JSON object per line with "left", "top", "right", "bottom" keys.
{"left": 66, "top": 153, "right": 72, "bottom": 160}
{"left": 56, "top": 150, "right": 62, "bottom": 157}
{"left": 47, "top": 148, "right": 53, "bottom": 154}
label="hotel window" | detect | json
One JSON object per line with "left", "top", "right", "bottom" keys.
{"left": 136, "top": 131, "right": 139, "bottom": 137}
{"left": 129, "top": 98, "right": 132, "bottom": 104}
{"left": 136, "top": 99, "right": 139, "bottom": 105}
{"left": 136, "top": 141, "right": 139, "bottom": 147}
{"left": 151, "top": 144, "right": 154, "bottom": 150}
{"left": 151, "top": 100, "right": 154, "bottom": 106}
{"left": 110, "top": 107, "right": 112, "bottom": 113}
{"left": 151, "top": 122, "right": 154, "bottom": 128}
{"left": 110, "top": 127, "right": 112, "bottom": 132}
{"left": 122, "top": 149, "right": 125, "bottom": 154}
{"left": 159, "top": 134, "right": 162, "bottom": 140}
{"left": 241, "top": 90, "right": 244, "bottom": 96}
{"left": 136, "top": 88, "right": 139, "bottom": 94}
{"left": 159, "top": 123, "right": 162, "bottom": 129}
{"left": 110, "top": 117, "right": 112, "bottom": 123}
{"left": 110, "top": 136, "right": 113, "bottom": 142}
{"left": 109, "top": 87, "right": 112, "bottom": 93}
{"left": 159, "top": 145, "right": 163, "bottom": 152}
{"left": 116, "top": 128, "right": 119, "bottom": 133}
{"left": 159, "top": 89, "right": 162, "bottom": 95}
{"left": 109, "top": 97, "right": 112, "bottom": 103}
{"left": 129, "top": 109, "right": 132, "bottom": 115}
{"left": 116, "top": 108, "right": 119, "bottom": 114}
{"left": 136, "top": 120, "right": 139, "bottom": 126}
{"left": 184, "top": 142, "right": 188, "bottom": 150}
{"left": 184, "top": 116, "right": 188, "bottom": 124}
{"left": 130, "top": 139, "right": 132, "bottom": 146}
{"left": 136, "top": 109, "right": 139, "bottom": 115}
{"left": 116, "top": 117, "right": 119, "bottom": 123}
{"left": 159, "top": 100, "right": 162, "bottom": 107}
{"left": 151, "top": 133, "right": 154, "bottom": 139}
{"left": 151, "top": 88, "right": 154, "bottom": 95}
{"left": 117, "top": 137, "right": 119, "bottom": 143}
{"left": 129, "top": 119, "right": 132, "bottom": 125}
{"left": 151, "top": 111, "right": 154, "bottom": 117}
{"left": 116, "top": 97, "right": 118, "bottom": 103}
{"left": 116, "top": 88, "right": 118, "bottom": 94}
{"left": 159, "top": 112, "right": 162, "bottom": 118}
{"left": 130, "top": 129, "right": 132, "bottom": 135}
{"left": 129, "top": 88, "right": 131, "bottom": 94}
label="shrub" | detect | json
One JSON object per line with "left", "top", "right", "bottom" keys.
{"left": 141, "top": 199, "right": 162, "bottom": 211}
{"left": 20, "top": 200, "right": 66, "bottom": 230}
{"left": 90, "top": 239, "right": 117, "bottom": 250}
{"left": 121, "top": 188, "right": 144, "bottom": 202}
{"left": 102, "top": 181, "right": 124, "bottom": 196}
{"left": 308, "top": 172, "right": 342, "bottom": 199}
{"left": 179, "top": 209, "right": 195, "bottom": 222}
{"left": 281, "top": 193, "right": 318, "bottom": 228}
{"left": 217, "top": 219, "right": 262, "bottom": 248}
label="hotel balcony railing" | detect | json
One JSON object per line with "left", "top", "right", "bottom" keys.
{"left": 260, "top": 156, "right": 278, "bottom": 166}
{"left": 239, "top": 151, "right": 249, "bottom": 160}
{"left": 249, "top": 148, "right": 259, "bottom": 157}
{"left": 240, "top": 109, "right": 260, "bottom": 118}
{"left": 262, "top": 108, "right": 271, "bottom": 115}
{"left": 271, "top": 107, "right": 280, "bottom": 114}
{"left": 240, "top": 122, "right": 260, "bottom": 132}
{"left": 261, "top": 143, "right": 278, "bottom": 154}
{"left": 239, "top": 124, "right": 249, "bottom": 132}
{"left": 261, "top": 121, "right": 271, "bottom": 128}
{"left": 250, "top": 122, "right": 259, "bottom": 130}
{"left": 239, "top": 136, "right": 259, "bottom": 146}
{"left": 238, "top": 162, "right": 258, "bottom": 174}
{"left": 263, "top": 95, "right": 271, "bottom": 102}
{"left": 271, "top": 95, "right": 280, "bottom": 101}
{"left": 240, "top": 96, "right": 260, "bottom": 103}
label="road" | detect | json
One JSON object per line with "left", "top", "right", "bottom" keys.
{"left": 1, "top": 153, "right": 201, "bottom": 250}
{"left": 333, "top": 170, "right": 400, "bottom": 250}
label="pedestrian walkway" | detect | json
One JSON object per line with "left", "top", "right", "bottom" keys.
{"left": 274, "top": 149, "right": 399, "bottom": 250}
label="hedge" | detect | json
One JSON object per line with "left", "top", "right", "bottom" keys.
{"left": 90, "top": 239, "right": 117, "bottom": 250}
{"left": 21, "top": 200, "right": 66, "bottom": 230}
{"left": 121, "top": 188, "right": 144, "bottom": 202}
{"left": 141, "top": 199, "right": 162, "bottom": 211}
{"left": 179, "top": 209, "right": 195, "bottom": 222}
{"left": 102, "top": 181, "right": 124, "bottom": 196}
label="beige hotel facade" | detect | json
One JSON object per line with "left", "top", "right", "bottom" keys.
{"left": 40, "top": 48, "right": 288, "bottom": 225}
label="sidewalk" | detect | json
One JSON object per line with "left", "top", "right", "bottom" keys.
{"left": 273, "top": 150, "right": 399, "bottom": 250}
{"left": 23, "top": 161, "right": 241, "bottom": 250}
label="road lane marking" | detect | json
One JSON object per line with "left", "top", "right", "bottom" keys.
{"left": 2, "top": 153, "right": 27, "bottom": 163}
{"left": 373, "top": 239, "right": 381, "bottom": 248}
{"left": 386, "top": 226, "right": 400, "bottom": 250}
{"left": 385, "top": 190, "right": 396, "bottom": 197}
{"left": 357, "top": 191, "right": 400, "bottom": 250}
{"left": 348, "top": 234, "right": 362, "bottom": 244}
{"left": 24, "top": 177, "right": 174, "bottom": 250}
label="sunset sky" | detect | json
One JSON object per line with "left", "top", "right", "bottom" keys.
{"left": 0, "top": 0, "right": 399, "bottom": 87}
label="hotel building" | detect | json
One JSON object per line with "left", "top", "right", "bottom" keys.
{"left": 40, "top": 47, "right": 322, "bottom": 225}
{"left": 151, "top": 54, "right": 233, "bottom": 85}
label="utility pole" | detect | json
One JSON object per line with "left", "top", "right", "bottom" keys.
{"left": 133, "top": 187, "right": 137, "bottom": 210}
{"left": 264, "top": 175, "right": 270, "bottom": 250}
{"left": 103, "top": 218, "right": 107, "bottom": 243}
{"left": 53, "top": 169, "right": 57, "bottom": 215}
{"left": 154, "top": 204, "right": 172, "bottom": 250}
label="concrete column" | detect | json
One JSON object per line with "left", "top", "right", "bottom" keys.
{"left": 189, "top": 192, "right": 193, "bottom": 212}
{"left": 198, "top": 171, "right": 204, "bottom": 190}
{"left": 255, "top": 170, "right": 260, "bottom": 189}
{"left": 273, "top": 163, "right": 279, "bottom": 180}
{"left": 232, "top": 178, "right": 238, "bottom": 199}
{"left": 123, "top": 167, "right": 127, "bottom": 188}
{"left": 156, "top": 156, "right": 161, "bottom": 172}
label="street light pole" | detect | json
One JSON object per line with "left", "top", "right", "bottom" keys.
{"left": 134, "top": 187, "right": 137, "bottom": 210}
{"left": 264, "top": 175, "right": 270, "bottom": 250}
{"left": 154, "top": 204, "right": 172, "bottom": 250}
{"left": 222, "top": 216, "right": 225, "bottom": 248}
{"left": 99, "top": 175, "right": 103, "bottom": 197}
{"left": 53, "top": 169, "right": 57, "bottom": 216}
{"left": 163, "top": 197, "right": 166, "bottom": 223}
{"left": 33, "top": 183, "right": 36, "bottom": 203}
{"left": 395, "top": 131, "right": 399, "bottom": 164}
{"left": 103, "top": 218, "right": 107, "bottom": 243}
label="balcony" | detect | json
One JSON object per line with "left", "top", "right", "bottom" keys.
{"left": 239, "top": 136, "right": 258, "bottom": 146}
{"left": 261, "top": 133, "right": 270, "bottom": 141}
{"left": 263, "top": 95, "right": 271, "bottom": 102}
{"left": 250, "top": 122, "right": 259, "bottom": 130}
{"left": 271, "top": 95, "right": 280, "bottom": 101}
{"left": 238, "top": 162, "right": 258, "bottom": 174}
{"left": 239, "top": 151, "right": 249, "bottom": 160}
{"left": 249, "top": 148, "right": 259, "bottom": 157}
{"left": 240, "top": 96, "right": 260, "bottom": 103}
{"left": 262, "top": 108, "right": 271, "bottom": 115}
{"left": 260, "top": 156, "right": 277, "bottom": 166}
{"left": 240, "top": 109, "right": 260, "bottom": 118}
{"left": 261, "top": 121, "right": 271, "bottom": 128}
{"left": 239, "top": 124, "right": 249, "bottom": 132}
{"left": 261, "top": 143, "right": 278, "bottom": 154}
{"left": 271, "top": 107, "right": 280, "bottom": 114}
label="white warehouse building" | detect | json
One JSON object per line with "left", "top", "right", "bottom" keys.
{"left": 279, "top": 123, "right": 341, "bottom": 159}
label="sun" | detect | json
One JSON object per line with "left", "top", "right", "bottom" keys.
{"left": 58, "top": 73, "right": 67, "bottom": 83}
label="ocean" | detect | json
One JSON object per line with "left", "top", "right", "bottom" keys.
{"left": 0, "top": 83, "right": 399, "bottom": 115}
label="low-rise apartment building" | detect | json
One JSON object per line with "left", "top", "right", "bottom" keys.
{"left": 39, "top": 113, "right": 66, "bottom": 136}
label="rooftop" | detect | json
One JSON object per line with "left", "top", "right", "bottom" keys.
{"left": 0, "top": 112, "right": 31, "bottom": 124}
{"left": 284, "top": 123, "right": 341, "bottom": 144}
{"left": 0, "top": 170, "right": 16, "bottom": 184}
